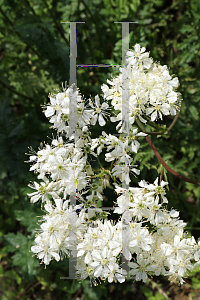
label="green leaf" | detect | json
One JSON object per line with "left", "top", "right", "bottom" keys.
{"left": 14, "top": 209, "right": 40, "bottom": 232}
{"left": 4, "top": 232, "right": 27, "bottom": 252}
{"left": 8, "top": 122, "right": 24, "bottom": 138}
{"left": 189, "top": 105, "right": 199, "bottom": 120}
{"left": 191, "top": 276, "right": 200, "bottom": 289}
{"left": 82, "top": 280, "right": 107, "bottom": 300}
{"left": 140, "top": 285, "right": 153, "bottom": 297}
{"left": 4, "top": 232, "right": 39, "bottom": 276}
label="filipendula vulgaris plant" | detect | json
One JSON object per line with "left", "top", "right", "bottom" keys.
{"left": 26, "top": 44, "right": 200, "bottom": 286}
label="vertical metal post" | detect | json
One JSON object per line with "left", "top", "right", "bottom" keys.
{"left": 60, "top": 21, "right": 85, "bottom": 279}
{"left": 114, "top": 21, "right": 137, "bottom": 275}
{"left": 60, "top": 20, "right": 138, "bottom": 280}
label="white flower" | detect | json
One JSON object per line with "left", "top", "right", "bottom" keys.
{"left": 168, "top": 254, "right": 193, "bottom": 277}
{"left": 139, "top": 177, "right": 168, "bottom": 203}
{"left": 27, "top": 180, "right": 58, "bottom": 203}
{"left": 76, "top": 100, "right": 94, "bottom": 128}
{"left": 146, "top": 101, "right": 170, "bottom": 121}
{"left": 90, "top": 247, "right": 113, "bottom": 278}
{"left": 129, "top": 224, "right": 153, "bottom": 253}
{"left": 127, "top": 44, "right": 152, "bottom": 69}
{"left": 112, "top": 164, "right": 140, "bottom": 185}
{"left": 105, "top": 138, "right": 133, "bottom": 165}
{"left": 89, "top": 95, "right": 111, "bottom": 126}
{"left": 107, "top": 261, "right": 127, "bottom": 283}
{"left": 113, "top": 189, "right": 130, "bottom": 215}
{"left": 31, "top": 234, "right": 60, "bottom": 266}
{"left": 128, "top": 254, "right": 150, "bottom": 282}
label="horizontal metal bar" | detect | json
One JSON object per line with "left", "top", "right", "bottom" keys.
{"left": 76, "top": 64, "right": 121, "bottom": 67}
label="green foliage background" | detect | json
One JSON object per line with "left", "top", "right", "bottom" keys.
{"left": 0, "top": 0, "right": 200, "bottom": 299}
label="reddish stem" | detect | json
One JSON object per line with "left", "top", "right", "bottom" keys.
{"left": 146, "top": 136, "right": 200, "bottom": 186}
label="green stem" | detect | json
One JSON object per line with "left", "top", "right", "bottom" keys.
{"left": 0, "top": 7, "right": 42, "bottom": 60}
{"left": 97, "top": 155, "right": 103, "bottom": 169}
{"left": 145, "top": 131, "right": 166, "bottom": 135}
{"left": 41, "top": 0, "right": 69, "bottom": 45}
{"left": 165, "top": 110, "right": 180, "bottom": 134}
{"left": 160, "top": 164, "right": 163, "bottom": 184}
{"left": 0, "top": 7, "right": 43, "bottom": 60}
{"left": 143, "top": 109, "right": 180, "bottom": 135}
{"left": 136, "top": 117, "right": 146, "bottom": 132}
{"left": 0, "top": 79, "right": 35, "bottom": 102}
{"left": 136, "top": 114, "right": 179, "bottom": 136}
{"left": 146, "top": 121, "right": 160, "bottom": 130}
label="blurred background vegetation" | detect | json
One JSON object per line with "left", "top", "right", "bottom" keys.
{"left": 0, "top": 0, "right": 200, "bottom": 299}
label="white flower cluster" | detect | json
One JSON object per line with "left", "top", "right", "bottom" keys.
{"left": 31, "top": 199, "right": 86, "bottom": 265}
{"left": 27, "top": 44, "right": 199, "bottom": 286}
{"left": 101, "top": 44, "right": 182, "bottom": 129}
{"left": 44, "top": 86, "right": 111, "bottom": 135}
{"left": 28, "top": 135, "right": 91, "bottom": 201}
{"left": 113, "top": 178, "right": 200, "bottom": 284}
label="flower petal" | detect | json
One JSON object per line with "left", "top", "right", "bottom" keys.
{"left": 98, "top": 114, "right": 106, "bottom": 126}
